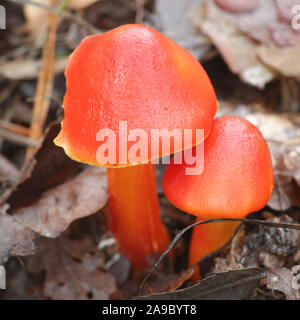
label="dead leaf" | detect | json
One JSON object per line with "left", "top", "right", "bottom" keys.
{"left": 0, "top": 121, "right": 108, "bottom": 264}
{"left": 0, "top": 205, "right": 36, "bottom": 264}
{"left": 13, "top": 166, "right": 108, "bottom": 238}
{"left": 227, "top": 0, "right": 278, "bottom": 45}
{"left": 215, "top": 0, "right": 300, "bottom": 48}
{"left": 142, "top": 267, "right": 195, "bottom": 295}
{"left": 190, "top": 0, "right": 300, "bottom": 86}
{"left": 227, "top": 215, "right": 299, "bottom": 271}
{"left": 1, "top": 122, "right": 81, "bottom": 209}
{"left": 265, "top": 268, "right": 300, "bottom": 300}
{"left": 190, "top": 1, "right": 276, "bottom": 88}
{"left": 27, "top": 236, "right": 116, "bottom": 300}
{"left": 258, "top": 43, "right": 300, "bottom": 79}
{"left": 137, "top": 268, "right": 265, "bottom": 300}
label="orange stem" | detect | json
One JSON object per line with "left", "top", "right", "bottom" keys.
{"left": 107, "top": 164, "right": 170, "bottom": 271}
{"left": 188, "top": 217, "right": 240, "bottom": 280}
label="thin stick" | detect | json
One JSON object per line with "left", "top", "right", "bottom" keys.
{"left": 26, "top": 0, "right": 58, "bottom": 160}
{"left": 139, "top": 218, "right": 300, "bottom": 293}
{"left": 135, "top": 0, "right": 145, "bottom": 24}
{"left": 0, "top": 120, "right": 30, "bottom": 136}
{"left": 0, "top": 128, "right": 40, "bottom": 147}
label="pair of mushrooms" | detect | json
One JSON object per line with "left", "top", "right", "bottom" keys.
{"left": 54, "top": 24, "right": 274, "bottom": 276}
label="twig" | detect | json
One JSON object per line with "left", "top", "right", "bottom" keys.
{"left": 139, "top": 218, "right": 300, "bottom": 293}
{"left": 135, "top": 0, "right": 146, "bottom": 24}
{"left": 26, "top": 0, "right": 58, "bottom": 159}
{"left": 57, "top": 238, "right": 88, "bottom": 299}
{"left": 288, "top": 78, "right": 300, "bottom": 112}
{"left": 280, "top": 77, "right": 300, "bottom": 112}
{"left": 0, "top": 120, "right": 30, "bottom": 136}
{"left": 8, "top": 0, "right": 101, "bottom": 35}
{"left": 0, "top": 127, "right": 40, "bottom": 147}
{"left": 280, "top": 77, "right": 290, "bottom": 112}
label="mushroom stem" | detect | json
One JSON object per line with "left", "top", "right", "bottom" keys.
{"left": 107, "top": 164, "right": 170, "bottom": 271}
{"left": 188, "top": 217, "right": 240, "bottom": 280}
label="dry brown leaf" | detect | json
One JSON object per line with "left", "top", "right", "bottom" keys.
{"left": 0, "top": 205, "right": 37, "bottom": 264}
{"left": 1, "top": 122, "right": 81, "bottom": 208}
{"left": 210, "top": 216, "right": 300, "bottom": 300}
{"left": 228, "top": 215, "right": 299, "bottom": 270}
{"left": 0, "top": 121, "right": 108, "bottom": 265}
{"left": 265, "top": 268, "right": 300, "bottom": 300}
{"left": 190, "top": 0, "right": 300, "bottom": 86}
{"left": 258, "top": 43, "right": 300, "bottom": 79}
{"left": 13, "top": 166, "right": 108, "bottom": 238}
{"left": 142, "top": 267, "right": 195, "bottom": 295}
{"left": 138, "top": 268, "right": 265, "bottom": 300}
{"left": 215, "top": 0, "right": 300, "bottom": 48}
{"left": 210, "top": 0, "right": 277, "bottom": 45}
{"left": 190, "top": 1, "right": 276, "bottom": 88}
{"left": 27, "top": 236, "right": 116, "bottom": 300}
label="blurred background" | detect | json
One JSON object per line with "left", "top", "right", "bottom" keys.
{"left": 0, "top": 0, "right": 300, "bottom": 300}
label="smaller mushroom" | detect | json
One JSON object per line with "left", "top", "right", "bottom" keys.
{"left": 163, "top": 116, "right": 274, "bottom": 279}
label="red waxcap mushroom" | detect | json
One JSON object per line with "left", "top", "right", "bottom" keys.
{"left": 54, "top": 24, "right": 217, "bottom": 271}
{"left": 54, "top": 24, "right": 217, "bottom": 166}
{"left": 163, "top": 116, "right": 274, "bottom": 219}
{"left": 163, "top": 116, "right": 274, "bottom": 277}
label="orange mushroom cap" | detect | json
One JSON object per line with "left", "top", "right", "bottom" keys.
{"left": 54, "top": 24, "right": 217, "bottom": 166}
{"left": 163, "top": 116, "right": 274, "bottom": 219}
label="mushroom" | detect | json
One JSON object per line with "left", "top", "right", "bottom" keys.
{"left": 54, "top": 24, "right": 217, "bottom": 270}
{"left": 163, "top": 116, "right": 274, "bottom": 277}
